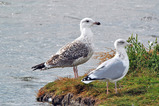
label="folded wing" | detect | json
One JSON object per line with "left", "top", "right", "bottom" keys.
{"left": 89, "top": 58, "right": 126, "bottom": 80}
{"left": 46, "top": 40, "right": 90, "bottom": 67}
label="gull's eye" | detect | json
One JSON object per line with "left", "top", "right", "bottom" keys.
{"left": 86, "top": 20, "right": 89, "bottom": 23}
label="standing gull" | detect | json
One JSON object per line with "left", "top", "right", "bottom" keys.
{"left": 82, "top": 39, "right": 130, "bottom": 94}
{"left": 32, "top": 18, "right": 100, "bottom": 78}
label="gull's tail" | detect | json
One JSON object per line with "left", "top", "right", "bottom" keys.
{"left": 81, "top": 75, "right": 93, "bottom": 84}
{"left": 82, "top": 75, "right": 105, "bottom": 84}
{"left": 31, "top": 62, "right": 45, "bottom": 71}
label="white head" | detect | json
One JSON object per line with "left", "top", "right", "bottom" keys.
{"left": 80, "top": 18, "right": 100, "bottom": 31}
{"left": 114, "top": 39, "right": 130, "bottom": 50}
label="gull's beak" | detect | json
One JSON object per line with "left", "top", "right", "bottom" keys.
{"left": 93, "top": 22, "right": 101, "bottom": 25}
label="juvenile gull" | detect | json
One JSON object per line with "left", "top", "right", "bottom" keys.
{"left": 32, "top": 18, "right": 100, "bottom": 78}
{"left": 82, "top": 39, "right": 130, "bottom": 94}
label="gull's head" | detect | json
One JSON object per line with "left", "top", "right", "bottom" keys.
{"left": 80, "top": 18, "right": 100, "bottom": 30}
{"left": 114, "top": 39, "right": 129, "bottom": 49}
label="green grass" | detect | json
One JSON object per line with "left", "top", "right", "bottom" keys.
{"left": 100, "top": 68, "right": 159, "bottom": 105}
{"left": 127, "top": 34, "right": 159, "bottom": 72}
{"left": 37, "top": 35, "right": 159, "bottom": 105}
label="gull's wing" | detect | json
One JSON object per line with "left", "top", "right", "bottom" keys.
{"left": 46, "top": 40, "right": 91, "bottom": 67}
{"left": 89, "top": 58, "right": 126, "bottom": 80}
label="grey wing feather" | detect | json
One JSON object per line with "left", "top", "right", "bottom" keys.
{"left": 90, "top": 58, "right": 126, "bottom": 80}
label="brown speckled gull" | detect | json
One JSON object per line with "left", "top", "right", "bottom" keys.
{"left": 32, "top": 18, "right": 100, "bottom": 78}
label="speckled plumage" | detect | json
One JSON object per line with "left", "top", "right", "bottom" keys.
{"left": 45, "top": 40, "right": 93, "bottom": 68}
{"left": 32, "top": 18, "right": 100, "bottom": 78}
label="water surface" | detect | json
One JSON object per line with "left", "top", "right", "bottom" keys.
{"left": 0, "top": 0, "right": 159, "bottom": 105}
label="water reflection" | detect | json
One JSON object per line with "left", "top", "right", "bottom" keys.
{"left": 13, "top": 76, "right": 38, "bottom": 81}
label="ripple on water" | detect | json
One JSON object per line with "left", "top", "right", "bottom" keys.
{"left": 0, "top": 1, "right": 11, "bottom": 6}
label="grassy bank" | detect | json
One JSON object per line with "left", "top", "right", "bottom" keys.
{"left": 37, "top": 35, "right": 159, "bottom": 105}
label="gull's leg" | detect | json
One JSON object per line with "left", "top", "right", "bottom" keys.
{"left": 75, "top": 66, "right": 78, "bottom": 78}
{"left": 106, "top": 82, "right": 109, "bottom": 95}
{"left": 73, "top": 67, "right": 76, "bottom": 78}
{"left": 115, "top": 82, "right": 118, "bottom": 94}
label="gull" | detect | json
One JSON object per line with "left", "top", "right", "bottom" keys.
{"left": 32, "top": 18, "right": 100, "bottom": 78}
{"left": 82, "top": 39, "right": 130, "bottom": 94}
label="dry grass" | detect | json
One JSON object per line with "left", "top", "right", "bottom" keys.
{"left": 93, "top": 48, "right": 115, "bottom": 64}
{"left": 37, "top": 67, "right": 159, "bottom": 105}
{"left": 37, "top": 35, "right": 159, "bottom": 105}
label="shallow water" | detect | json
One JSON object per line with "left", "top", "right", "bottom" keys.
{"left": 0, "top": 0, "right": 159, "bottom": 105}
